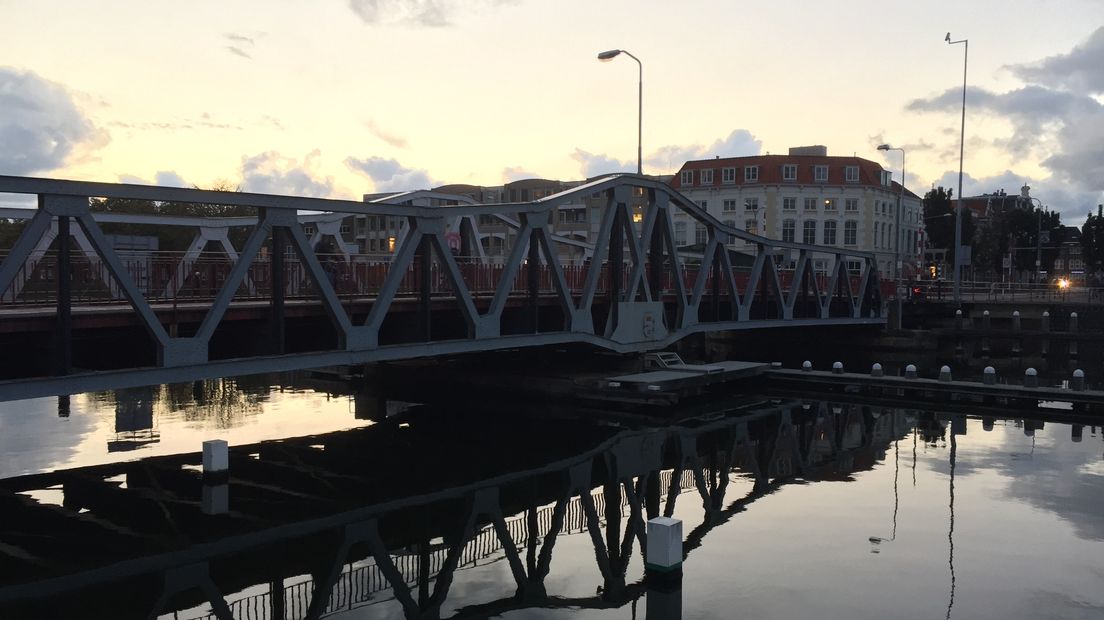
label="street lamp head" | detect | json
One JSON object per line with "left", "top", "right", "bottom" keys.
{"left": 597, "top": 49, "right": 622, "bottom": 62}
{"left": 877, "top": 144, "right": 892, "bottom": 151}
{"left": 945, "top": 32, "right": 951, "bottom": 42}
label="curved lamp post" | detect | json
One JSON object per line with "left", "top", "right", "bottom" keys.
{"left": 878, "top": 144, "right": 905, "bottom": 281}
{"left": 946, "top": 32, "right": 968, "bottom": 303}
{"left": 597, "top": 49, "right": 643, "bottom": 175}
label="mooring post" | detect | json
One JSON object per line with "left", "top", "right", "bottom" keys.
{"left": 645, "top": 516, "right": 683, "bottom": 619}
{"left": 1012, "top": 310, "right": 1021, "bottom": 331}
{"left": 1024, "top": 367, "right": 1038, "bottom": 388}
{"left": 1070, "top": 311, "right": 1078, "bottom": 333}
{"left": 905, "top": 364, "right": 918, "bottom": 380}
{"left": 983, "top": 366, "right": 996, "bottom": 385}
{"left": 939, "top": 365, "right": 952, "bottom": 382}
{"left": 871, "top": 363, "right": 884, "bottom": 377}
{"left": 802, "top": 360, "right": 812, "bottom": 372}
{"left": 1071, "top": 369, "right": 1085, "bottom": 392}
{"left": 832, "top": 361, "right": 844, "bottom": 375}
{"left": 982, "top": 309, "right": 990, "bottom": 330}
{"left": 955, "top": 309, "right": 963, "bottom": 330}
{"left": 202, "top": 439, "right": 229, "bottom": 515}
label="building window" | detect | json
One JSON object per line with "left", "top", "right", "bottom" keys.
{"left": 845, "top": 198, "right": 859, "bottom": 212}
{"left": 823, "top": 220, "right": 837, "bottom": 245}
{"left": 824, "top": 198, "right": 837, "bottom": 211}
{"left": 745, "top": 219, "right": 758, "bottom": 236}
{"left": 782, "top": 219, "right": 796, "bottom": 243}
{"left": 814, "top": 166, "right": 828, "bottom": 182}
{"left": 803, "top": 220, "right": 817, "bottom": 245}
{"left": 681, "top": 170, "right": 693, "bottom": 185}
{"left": 744, "top": 166, "right": 759, "bottom": 182}
{"left": 698, "top": 200, "right": 708, "bottom": 210}
{"left": 745, "top": 197, "right": 758, "bottom": 211}
{"left": 695, "top": 224, "right": 708, "bottom": 245}
{"left": 722, "top": 167, "right": 736, "bottom": 183}
{"left": 844, "top": 221, "right": 857, "bottom": 246}
{"left": 674, "top": 221, "right": 687, "bottom": 246}
{"left": 700, "top": 169, "right": 714, "bottom": 184}
{"left": 783, "top": 164, "right": 797, "bottom": 181}
{"left": 845, "top": 166, "right": 859, "bottom": 183}
{"left": 783, "top": 197, "right": 796, "bottom": 211}
{"left": 369, "top": 238, "right": 377, "bottom": 252}
{"left": 723, "top": 199, "right": 738, "bottom": 212}
{"left": 303, "top": 225, "right": 316, "bottom": 236}
{"left": 803, "top": 197, "right": 817, "bottom": 212}
{"left": 340, "top": 224, "right": 351, "bottom": 235}
{"left": 881, "top": 170, "right": 892, "bottom": 186}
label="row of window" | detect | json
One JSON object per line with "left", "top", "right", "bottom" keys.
{"left": 681, "top": 164, "right": 864, "bottom": 186}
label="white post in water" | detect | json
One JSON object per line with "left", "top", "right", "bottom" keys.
{"left": 646, "top": 517, "right": 683, "bottom": 574}
{"left": 202, "top": 439, "right": 229, "bottom": 515}
{"left": 832, "top": 361, "right": 844, "bottom": 375}
{"left": 871, "top": 363, "right": 884, "bottom": 377}
{"left": 905, "top": 364, "right": 918, "bottom": 379}
{"left": 802, "top": 360, "right": 813, "bottom": 372}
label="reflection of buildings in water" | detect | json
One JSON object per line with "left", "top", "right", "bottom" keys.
{"left": 107, "top": 386, "right": 159, "bottom": 452}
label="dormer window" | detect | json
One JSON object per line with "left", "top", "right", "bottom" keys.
{"left": 744, "top": 166, "right": 759, "bottom": 182}
{"left": 782, "top": 164, "right": 797, "bottom": 181}
{"left": 881, "top": 170, "right": 892, "bottom": 186}
{"left": 722, "top": 167, "right": 736, "bottom": 183}
{"left": 845, "top": 166, "right": 859, "bottom": 183}
{"left": 700, "top": 169, "right": 714, "bottom": 184}
{"left": 814, "top": 166, "right": 828, "bottom": 182}
{"left": 681, "top": 170, "right": 694, "bottom": 185}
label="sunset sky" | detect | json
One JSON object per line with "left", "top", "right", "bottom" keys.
{"left": 2, "top": 0, "right": 1102, "bottom": 218}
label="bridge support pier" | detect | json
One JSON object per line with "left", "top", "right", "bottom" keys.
{"left": 55, "top": 215, "right": 72, "bottom": 376}
{"left": 270, "top": 227, "right": 286, "bottom": 355}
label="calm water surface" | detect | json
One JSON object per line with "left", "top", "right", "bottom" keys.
{"left": 1, "top": 377, "right": 1102, "bottom": 620}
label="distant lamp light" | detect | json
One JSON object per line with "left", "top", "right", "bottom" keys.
{"left": 388, "top": 236, "right": 396, "bottom": 252}
{"left": 633, "top": 211, "right": 643, "bottom": 223}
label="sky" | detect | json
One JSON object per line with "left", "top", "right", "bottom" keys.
{"left": 1, "top": 0, "right": 1103, "bottom": 219}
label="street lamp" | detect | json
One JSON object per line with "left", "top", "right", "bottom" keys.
{"left": 878, "top": 144, "right": 905, "bottom": 281}
{"left": 946, "top": 32, "right": 968, "bottom": 303}
{"left": 597, "top": 49, "right": 643, "bottom": 175}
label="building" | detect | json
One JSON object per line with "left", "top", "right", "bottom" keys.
{"left": 668, "top": 146, "right": 923, "bottom": 277}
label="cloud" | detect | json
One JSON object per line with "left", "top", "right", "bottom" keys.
{"left": 501, "top": 166, "right": 540, "bottom": 183}
{"left": 1007, "top": 27, "right": 1104, "bottom": 95}
{"left": 906, "top": 30, "right": 1104, "bottom": 214}
{"left": 240, "top": 150, "right": 335, "bottom": 197}
{"left": 645, "top": 129, "right": 763, "bottom": 172}
{"left": 347, "top": 0, "right": 518, "bottom": 27}
{"left": 117, "top": 170, "right": 190, "bottom": 187}
{"left": 345, "top": 155, "right": 435, "bottom": 192}
{"left": 0, "top": 67, "right": 100, "bottom": 175}
{"left": 571, "top": 149, "right": 634, "bottom": 178}
{"left": 224, "top": 32, "right": 257, "bottom": 59}
{"left": 366, "top": 119, "right": 407, "bottom": 148}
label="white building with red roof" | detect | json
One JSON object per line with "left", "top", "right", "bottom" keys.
{"left": 669, "top": 145, "right": 923, "bottom": 277}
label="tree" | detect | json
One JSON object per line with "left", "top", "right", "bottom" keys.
{"left": 1081, "top": 205, "right": 1104, "bottom": 274}
{"left": 922, "top": 186, "right": 975, "bottom": 269}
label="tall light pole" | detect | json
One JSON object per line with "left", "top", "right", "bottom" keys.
{"left": 946, "top": 33, "right": 968, "bottom": 303}
{"left": 597, "top": 49, "right": 643, "bottom": 175}
{"left": 878, "top": 144, "right": 905, "bottom": 281}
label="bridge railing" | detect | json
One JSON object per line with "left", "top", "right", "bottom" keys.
{"left": 0, "top": 173, "right": 884, "bottom": 388}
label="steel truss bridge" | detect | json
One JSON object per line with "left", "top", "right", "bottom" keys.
{"left": 0, "top": 175, "right": 885, "bottom": 398}
{"left": 0, "top": 399, "right": 912, "bottom": 619}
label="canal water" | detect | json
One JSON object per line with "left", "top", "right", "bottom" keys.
{"left": 1, "top": 374, "right": 1103, "bottom": 619}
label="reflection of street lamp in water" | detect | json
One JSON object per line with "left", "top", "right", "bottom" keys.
{"left": 869, "top": 435, "right": 900, "bottom": 552}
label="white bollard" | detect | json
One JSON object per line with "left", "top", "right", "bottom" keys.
{"left": 832, "top": 361, "right": 844, "bottom": 375}
{"left": 1024, "top": 367, "right": 1038, "bottom": 388}
{"left": 983, "top": 366, "right": 996, "bottom": 385}
{"left": 955, "top": 309, "right": 963, "bottom": 330}
{"left": 1070, "top": 312, "right": 1078, "bottom": 332}
{"left": 1042, "top": 311, "right": 1050, "bottom": 332}
{"left": 905, "top": 364, "right": 918, "bottom": 380}
{"left": 871, "top": 363, "right": 884, "bottom": 378}
{"left": 646, "top": 517, "right": 683, "bottom": 574}
{"left": 1072, "top": 369, "right": 1085, "bottom": 392}
{"left": 202, "top": 439, "right": 229, "bottom": 480}
{"left": 939, "top": 365, "right": 952, "bottom": 382}
{"left": 982, "top": 310, "right": 991, "bottom": 329}
{"left": 802, "top": 360, "right": 813, "bottom": 372}
{"left": 1012, "top": 310, "right": 1021, "bottom": 331}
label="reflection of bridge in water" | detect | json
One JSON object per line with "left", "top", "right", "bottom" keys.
{"left": 0, "top": 399, "right": 912, "bottom": 619}
{"left": 0, "top": 174, "right": 884, "bottom": 399}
